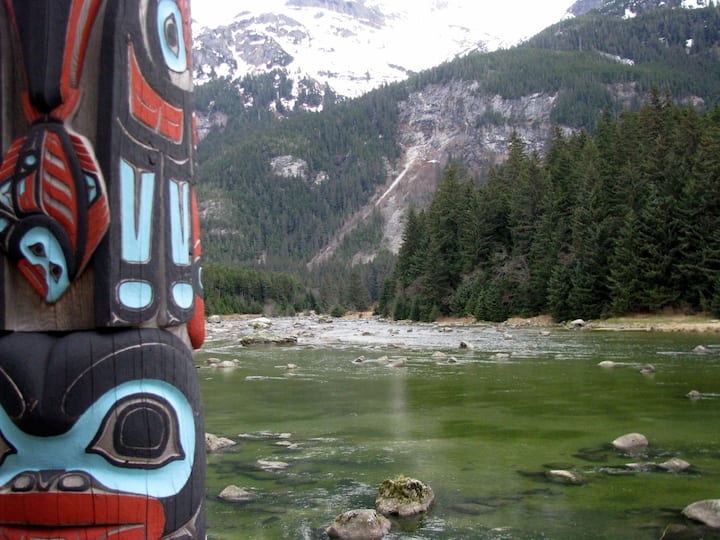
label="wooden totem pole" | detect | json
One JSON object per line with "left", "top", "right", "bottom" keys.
{"left": 0, "top": 1, "right": 206, "bottom": 538}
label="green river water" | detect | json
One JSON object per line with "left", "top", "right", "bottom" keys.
{"left": 196, "top": 319, "right": 720, "bottom": 539}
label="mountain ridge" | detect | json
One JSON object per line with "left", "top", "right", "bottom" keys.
{"left": 191, "top": 0, "right": 575, "bottom": 99}
{"left": 194, "top": 1, "right": 720, "bottom": 311}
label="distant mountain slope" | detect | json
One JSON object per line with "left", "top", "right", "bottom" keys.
{"left": 196, "top": 3, "right": 720, "bottom": 305}
{"left": 569, "top": 0, "right": 717, "bottom": 17}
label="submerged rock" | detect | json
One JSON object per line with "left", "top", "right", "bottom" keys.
{"left": 639, "top": 364, "right": 655, "bottom": 375}
{"left": 693, "top": 345, "right": 710, "bottom": 354}
{"left": 659, "top": 458, "right": 692, "bottom": 473}
{"left": 240, "top": 333, "right": 298, "bottom": 346}
{"left": 682, "top": 499, "right": 720, "bottom": 528}
{"left": 598, "top": 361, "right": 616, "bottom": 368}
{"left": 275, "top": 440, "right": 301, "bottom": 450}
{"left": 206, "top": 433, "right": 236, "bottom": 453}
{"left": 661, "top": 523, "right": 716, "bottom": 539}
{"left": 326, "top": 509, "right": 391, "bottom": 539}
{"left": 375, "top": 475, "right": 435, "bottom": 517}
{"left": 257, "top": 459, "right": 290, "bottom": 472}
{"left": 218, "top": 485, "right": 256, "bottom": 502}
{"left": 686, "top": 390, "right": 703, "bottom": 400}
{"left": 216, "top": 360, "right": 239, "bottom": 369}
{"left": 547, "top": 469, "right": 585, "bottom": 485}
{"left": 612, "top": 433, "right": 649, "bottom": 451}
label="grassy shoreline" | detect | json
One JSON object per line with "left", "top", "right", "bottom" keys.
{"left": 502, "top": 313, "right": 720, "bottom": 332}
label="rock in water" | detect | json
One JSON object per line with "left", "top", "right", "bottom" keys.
{"left": 257, "top": 459, "right": 290, "bottom": 472}
{"left": 326, "top": 509, "right": 391, "bottom": 539}
{"left": 659, "top": 458, "right": 692, "bottom": 473}
{"left": 218, "top": 485, "right": 256, "bottom": 502}
{"left": 375, "top": 475, "right": 435, "bottom": 517}
{"left": 548, "top": 469, "right": 585, "bottom": 485}
{"left": 682, "top": 500, "right": 720, "bottom": 528}
{"left": 612, "top": 433, "right": 649, "bottom": 451}
{"left": 206, "top": 433, "right": 237, "bottom": 453}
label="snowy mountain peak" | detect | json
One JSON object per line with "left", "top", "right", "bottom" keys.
{"left": 192, "top": 0, "right": 575, "bottom": 98}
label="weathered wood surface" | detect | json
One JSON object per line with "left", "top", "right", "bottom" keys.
{"left": 0, "top": 1, "right": 206, "bottom": 538}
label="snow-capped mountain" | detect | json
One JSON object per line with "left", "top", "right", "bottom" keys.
{"left": 569, "top": 0, "right": 717, "bottom": 17}
{"left": 192, "top": 0, "right": 576, "bottom": 98}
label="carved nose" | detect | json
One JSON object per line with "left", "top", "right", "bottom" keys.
{"left": 11, "top": 470, "right": 92, "bottom": 492}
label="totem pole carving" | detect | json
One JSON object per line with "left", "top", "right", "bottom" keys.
{"left": 0, "top": 1, "right": 206, "bottom": 538}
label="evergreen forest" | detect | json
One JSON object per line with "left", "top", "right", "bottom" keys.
{"left": 379, "top": 93, "right": 720, "bottom": 322}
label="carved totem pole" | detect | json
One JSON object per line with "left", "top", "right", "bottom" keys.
{"left": 0, "top": 1, "right": 206, "bottom": 538}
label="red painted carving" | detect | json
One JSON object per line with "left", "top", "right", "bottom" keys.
{"left": 0, "top": 492, "right": 164, "bottom": 540}
{"left": 188, "top": 188, "right": 205, "bottom": 349}
{"left": 129, "top": 43, "right": 184, "bottom": 143}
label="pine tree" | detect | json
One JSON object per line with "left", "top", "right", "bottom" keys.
{"left": 395, "top": 207, "right": 428, "bottom": 288}
{"left": 424, "top": 162, "right": 472, "bottom": 314}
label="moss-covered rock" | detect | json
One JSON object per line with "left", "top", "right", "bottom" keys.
{"left": 375, "top": 475, "right": 435, "bottom": 517}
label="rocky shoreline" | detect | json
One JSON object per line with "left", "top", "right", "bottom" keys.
{"left": 207, "top": 312, "right": 720, "bottom": 338}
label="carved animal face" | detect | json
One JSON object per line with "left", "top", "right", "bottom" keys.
{"left": 16, "top": 225, "right": 70, "bottom": 302}
{"left": 0, "top": 329, "right": 205, "bottom": 539}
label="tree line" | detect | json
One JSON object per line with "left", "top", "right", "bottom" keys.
{"left": 379, "top": 92, "right": 720, "bottom": 322}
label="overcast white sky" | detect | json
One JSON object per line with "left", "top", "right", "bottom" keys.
{"left": 191, "top": 0, "right": 576, "bottom": 39}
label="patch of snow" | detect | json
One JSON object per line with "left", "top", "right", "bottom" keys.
{"left": 193, "top": 0, "right": 577, "bottom": 98}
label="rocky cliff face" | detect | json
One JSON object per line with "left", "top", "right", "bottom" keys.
{"left": 307, "top": 81, "right": 565, "bottom": 266}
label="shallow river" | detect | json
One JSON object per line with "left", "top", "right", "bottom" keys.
{"left": 196, "top": 317, "right": 720, "bottom": 539}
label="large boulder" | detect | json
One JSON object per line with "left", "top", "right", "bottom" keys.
{"left": 375, "top": 476, "right": 435, "bottom": 517}
{"left": 326, "top": 509, "right": 391, "bottom": 539}
{"left": 612, "top": 433, "right": 648, "bottom": 451}
{"left": 206, "top": 433, "right": 236, "bottom": 453}
{"left": 682, "top": 499, "right": 720, "bottom": 528}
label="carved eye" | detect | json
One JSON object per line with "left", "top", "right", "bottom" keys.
{"left": 157, "top": 0, "right": 187, "bottom": 73}
{"left": 28, "top": 242, "right": 46, "bottom": 258}
{"left": 87, "top": 394, "right": 184, "bottom": 469}
{"left": 49, "top": 262, "right": 64, "bottom": 282}
{"left": 0, "top": 430, "right": 16, "bottom": 466}
{"left": 164, "top": 15, "right": 179, "bottom": 56}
